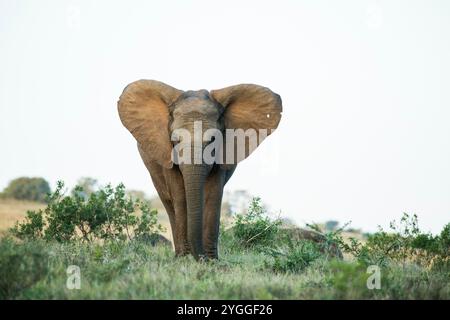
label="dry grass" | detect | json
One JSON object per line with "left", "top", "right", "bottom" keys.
{"left": 0, "top": 198, "right": 46, "bottom": 235}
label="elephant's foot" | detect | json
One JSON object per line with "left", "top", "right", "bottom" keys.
{"left": 204, "top": 247, "right": 218, "bottom": 260}
{"left": 175, "top": 250, "right": 217, "bottom": 260}
{"left": 174, "top": 241, "right": 191, "bottom": 257}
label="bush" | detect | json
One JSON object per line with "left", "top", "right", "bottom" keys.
{"left": 265, "top": 239, "right": 321, "bottom": 273}
{"left": 10, "top": 181, "right": 164, "bottom": 242}
{"left": 300, "top": 223, "right": 345, "bottom": 259}
{"left": 335, "top": 213, "right": 450, "bottom": 270}
{"left": 0, "top": 237, "right": 49, "bottom": 299}
{"left": 232, "top": 197, "right": 281, "bottom": 249}
{"left": 1, "top": 177, "right": 51, "bottom": 203}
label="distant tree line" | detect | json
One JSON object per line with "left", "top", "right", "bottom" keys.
{"left": 0, "top": 176, "right": 153, "bottom": 204}
{"left": 0, "top": 177, "right": 51, "bottom": 203}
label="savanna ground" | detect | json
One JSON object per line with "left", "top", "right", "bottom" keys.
{"left": 0, "top": 184, "right": 449, "bottom": 300}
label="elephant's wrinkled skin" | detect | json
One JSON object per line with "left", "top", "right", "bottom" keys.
{"left": 118, "top": 80, "right": 282, "bottom": 260}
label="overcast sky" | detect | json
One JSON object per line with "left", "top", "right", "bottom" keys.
{"left": 1, "top": 0, "right": 449, "bottom": 233}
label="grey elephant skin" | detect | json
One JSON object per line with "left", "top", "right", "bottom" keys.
{"left": 118, "top": 80, "right": 282, "bottom": 260}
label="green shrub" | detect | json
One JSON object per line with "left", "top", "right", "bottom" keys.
{"left": 11, "top": 210, "right": 45, "bottom": 240}
{"left": 265, "top": 239, "right": 321, "bottom": 273}
{"left": 10, "top": 181, "right": 164, "bottom": 242}
{"left": 303, "top": 222, "right": 346, "bottom": 259}
{"left": 1, "top": 177, "right": 51, "bottom": 203}
{"left": 335, "top": 214, "right": 450, "bottom": 270}
{"left": 0, "top": 238, "right": 49, "bottom": 299}
{"left": 411, "top": 223, "right": 450, "bottom": 255}
{"left": 232, "top": 197, "right": 281, "bottom": 249}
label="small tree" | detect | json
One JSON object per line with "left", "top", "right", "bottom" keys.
{"left": 1, "top": 177, "right": 51, "bottom": 203}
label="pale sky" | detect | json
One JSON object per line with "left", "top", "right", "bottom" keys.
{"left": 1, "top": 0, "right": 449, "bottom": 233}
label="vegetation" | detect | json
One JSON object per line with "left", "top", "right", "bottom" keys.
{"left": 10, "top": 181, "right": 164, "bottom": 242}
{"left": 0, "top": 188, "right": 448, "bottom": 299}
{"left": 265, "top": 239, "right": 321, "bottom": 273}
{"left": 0, "top": 238, "right": 48, "bottom": 299}
{"left": 231, "top": 197, "right": 281, "bottom": 249}
{"left": 335, "top": 213, "right": 450, "bottom": 271}
{"left": 1, "top": 177, "right": 51, "bottom": 203}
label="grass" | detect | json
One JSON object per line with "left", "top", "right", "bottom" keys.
{"left": 0, "top": 198, "right": 448, "bottom": 300}
{"left": 0, "top": 198, "right": 46, "bottom": 235}
{"left": 1, "top": 236, "right": 449, "bottom": 300}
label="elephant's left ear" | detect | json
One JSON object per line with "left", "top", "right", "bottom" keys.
{"left": 210, "top": 84, "right": 282, "bottom": 167}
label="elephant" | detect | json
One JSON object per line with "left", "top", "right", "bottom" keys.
{"left": 118, "top": 80, "right": 282, "bottom": 260}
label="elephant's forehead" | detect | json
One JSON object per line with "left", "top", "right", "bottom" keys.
{"left": 173, "top": 95, "right": 219, "bottom": 117}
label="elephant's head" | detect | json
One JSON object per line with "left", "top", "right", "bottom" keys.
{"left": 118, "top": 80, "right": 282, "bottom": 259}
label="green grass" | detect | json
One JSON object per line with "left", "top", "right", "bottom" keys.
{"left": 1, "top": 237, "right": 449, "bottom": 300}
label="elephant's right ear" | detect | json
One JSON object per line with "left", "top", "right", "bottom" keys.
{"left": 118, "top": 80, "right": 183, "bottom": 168}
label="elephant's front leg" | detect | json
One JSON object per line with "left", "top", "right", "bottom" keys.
{"left": 163, "top": 167, "right": 190, "bottom": 256}
{"left": 173, "top": 197, "right": 190, "bottom": 256}
{"left": 159, "top": 198, "right": 189, "bottom": 256}
{"left": 203, "top": 167, "right": 226, "bottom": 259}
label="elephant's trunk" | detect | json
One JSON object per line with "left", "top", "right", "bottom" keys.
{"left": 180, "top": 164, "right": 210, "bottom": 260}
